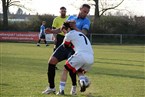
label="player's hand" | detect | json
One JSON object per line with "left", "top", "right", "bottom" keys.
{"left": 45, "top": 28, "right": 53, "bottom": 34}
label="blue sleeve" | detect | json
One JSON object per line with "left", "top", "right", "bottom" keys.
{"left": 82, "top": 18, "right": 90, "bottom": 31}
{"left": 66, "top": 15, "right": 76, "bottom": 21}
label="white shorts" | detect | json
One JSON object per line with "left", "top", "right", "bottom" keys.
{"left": 66, "top": 52, "right": 94, "bottom": 72}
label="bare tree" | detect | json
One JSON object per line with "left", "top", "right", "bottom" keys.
{"left": 89, "top": 0, "right": 125, "bottom": 33}
{"left": 69, "top": 0, "right": 125, "bottom": 33}
{"left": 16, "top": 8, "right": 23, "bottom": 15}
{"left": 1, "top": 0, "right": 32, "bottom": 30}
{"left": 99, "top": 0, "right": 125, "bottom": 17}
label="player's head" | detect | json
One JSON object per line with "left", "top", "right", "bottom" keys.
{"left": 60, "top": 6, "right": 66, "bottom": 17}
{"left": 42, "top": 21, "right": 46, "bottom": 25}
{"left": 61, "top": 21, "right": 75, "bottom": 33}
{"left": 78, "top": 4, "right": 90, "bottom": 18}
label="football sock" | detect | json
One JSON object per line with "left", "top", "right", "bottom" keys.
{"left": 65, "top": 65, "right": 77, "bottom": 86}
{"left": 69, "top": 69, "right": 77, "bottom": 86}
{"left": 38, "top": 39, "right": 41, "bottom": 43}
{"left": 71, "top": 85, "right": 76, "bottom": 91}
{"left": 47, "top": 64, "right": 56, "bottom": 88}
{"left": 44, "top": 40, "right": 47, "bottom": 44}
{"left": 59, "top": 81, "right": 66, "bottom": 91}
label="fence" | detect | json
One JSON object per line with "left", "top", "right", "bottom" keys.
{"left": 90, "top": 34, "right": 145, "bottom": 44}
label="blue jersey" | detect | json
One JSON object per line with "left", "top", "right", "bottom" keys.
{"left": 40, "top": 25, "right": 45, "bottom": 35}
{"left": 67, "top": 15, "right": 90, "bottom": 31}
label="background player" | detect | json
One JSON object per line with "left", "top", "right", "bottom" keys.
{"left": 37, "top": 21, "right": 48, "bottom": 46}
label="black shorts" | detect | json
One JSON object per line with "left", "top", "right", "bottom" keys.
{"left": 55, "top": 34, "right": 65, "bottom": 49}
{"left": 53, "top": 44, "right": 75, "bottom": 62}
{"left": 40, "top": 34, "right": 46, "bottom": 39}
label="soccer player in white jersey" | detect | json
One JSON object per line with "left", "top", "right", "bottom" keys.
{"left": 42, "top": 4, "right": 91, "bottom": 95}
{"left": 56, "top": 21, "right": 94, "bottom": 95}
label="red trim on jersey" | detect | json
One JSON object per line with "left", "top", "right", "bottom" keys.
{"left": 64, "top": 41, "right": 71, "bottom": 45}
{"left": 66, "top": 60, "right": 76, "bottom": 73}
{"left": 71, "top": 44, "right": 74, "bottom": 49}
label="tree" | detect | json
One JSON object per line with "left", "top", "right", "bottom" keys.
{"left": 69, "top": 0, "right": 125, "bottom": 33}
{"left": 16, "top": 8, "right": 23, "bottom": 14}
{"left": 1, "top": 0, "right": 31, "bottom": 30}
{"left": 2, "top": 0, "right": 9, "bottom": 30}
{"left": 91, "top": 0, "right": 125, "bottom": 33}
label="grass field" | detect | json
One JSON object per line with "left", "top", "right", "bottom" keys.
{"left": 0, "top": 42, "right": 145, "bottom": 97}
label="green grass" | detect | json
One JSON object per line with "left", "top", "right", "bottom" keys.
{"left": 0, "top": 42, "right": 145, "bottom": 97}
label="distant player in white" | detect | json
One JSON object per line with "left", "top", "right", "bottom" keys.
{"left": 57, "top": 21, "right": 94, "bottom": 95}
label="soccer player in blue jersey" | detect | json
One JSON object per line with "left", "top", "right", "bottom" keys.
{"left": 42, "top": 4, "right": 91, "bottom": 95}
{"left": 37, "top": 21, "right": 48, "bottom": 46}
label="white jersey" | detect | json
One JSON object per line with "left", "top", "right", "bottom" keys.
{"left": 64, "top": 30, "right": 94, "bottom": 72}
{"left": 64, "top": 30, "right": 94, "bottom": 54}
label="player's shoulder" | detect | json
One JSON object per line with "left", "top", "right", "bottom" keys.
{"left": 70, "top": 30, "right": 78, "bottom": 33}
{"left": 84, "top": 17, "right": 90, "bottom": 22}
{"left": 68, "top": 30, "right": 81, "bottom": 36}
{"left": 67, "top": 15, "right": 77, "bottom": 20}
{"left": 66, "top": 15, "right": 69, "bottom": 18}
{"left": 41, "top": 25, "right": 45, "bottom": 28}
{"left": 54, "top": 16, "right": 61, "bottom": 20}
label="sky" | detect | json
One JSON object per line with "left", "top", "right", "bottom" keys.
{"left": 0, "top": 0, "right": 145, "bottom": 16}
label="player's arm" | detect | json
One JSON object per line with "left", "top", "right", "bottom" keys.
{"left": 80, "top": 19, "right": 90, "bottom": 35}
{"left": 45, "top": 17, "right": 61, "bottom": 34}
{"left": 74, "top": 27, "right": 88, "bottom": 35}
{"left": 45, "top": 28, "right": 61, "bottom": 34}
{"left": 62, "top": 33, "right": 72, "bottom": 48}
{"left": 68, "top": 20, "right": 89, "bottom": 35}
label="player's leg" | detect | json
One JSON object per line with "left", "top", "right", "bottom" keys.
{"left": 37, "top": 34, "right": 42, "bottom": 46}
{"left": 42, "top": 45, "right": 70, "bottom": 94}
{"left": 56, "top": 67, "right": 68, "bottom": 95}
{"left": 42, "top": 57, "right": 57, "bottom": 94}
{"left": 48, "top": 45, "right": 74, "bottom": 88}
{"left": 57, "top": 63, "right": 77, "bottom": 95}
{"left": 78, "top": 53, "right": 94, "bottom": 92}
{"left": 65, "top": 53, "right": 90, "bottom": 92}
{"left": 77, "top": 69, "right": 87, "bottom": 92}
{"left": 67, "top": 66, "right": 77, "bottom": 95}
{"left": 59, "top": 54, "right": 83, "bottom": 95}
{"left": 53, "top": 34, "right": 64, "bottom": 70}
{"left": 44, "top": 35, "right": 49, "bottom": 46}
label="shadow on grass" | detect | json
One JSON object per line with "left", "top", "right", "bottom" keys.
{"left": 95, "top": 60, "right": 144, "bottom": 67}
{"left": 97, "top": 57, "right": 145, "bottom": 63}
{"left": 0, "top": 83, "right": 10, "bottom": 86}
{"left": 96, "top": 46, "right": 144, "bottom": 53}
{"left": 96, "top": 71, "right": 145, "bottom": 80}
{"left": 92, "top": 67, "right": 145, "bottom": 80}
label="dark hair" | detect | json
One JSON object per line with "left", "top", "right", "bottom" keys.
{"left": 60, "top": 6, "right": 66, "bottom": 10}
{"left": 81, "top": 4, "right": 90, "bottom": 9}
{"left": 62, "top": 22, "right": 73, "bottom": 30}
